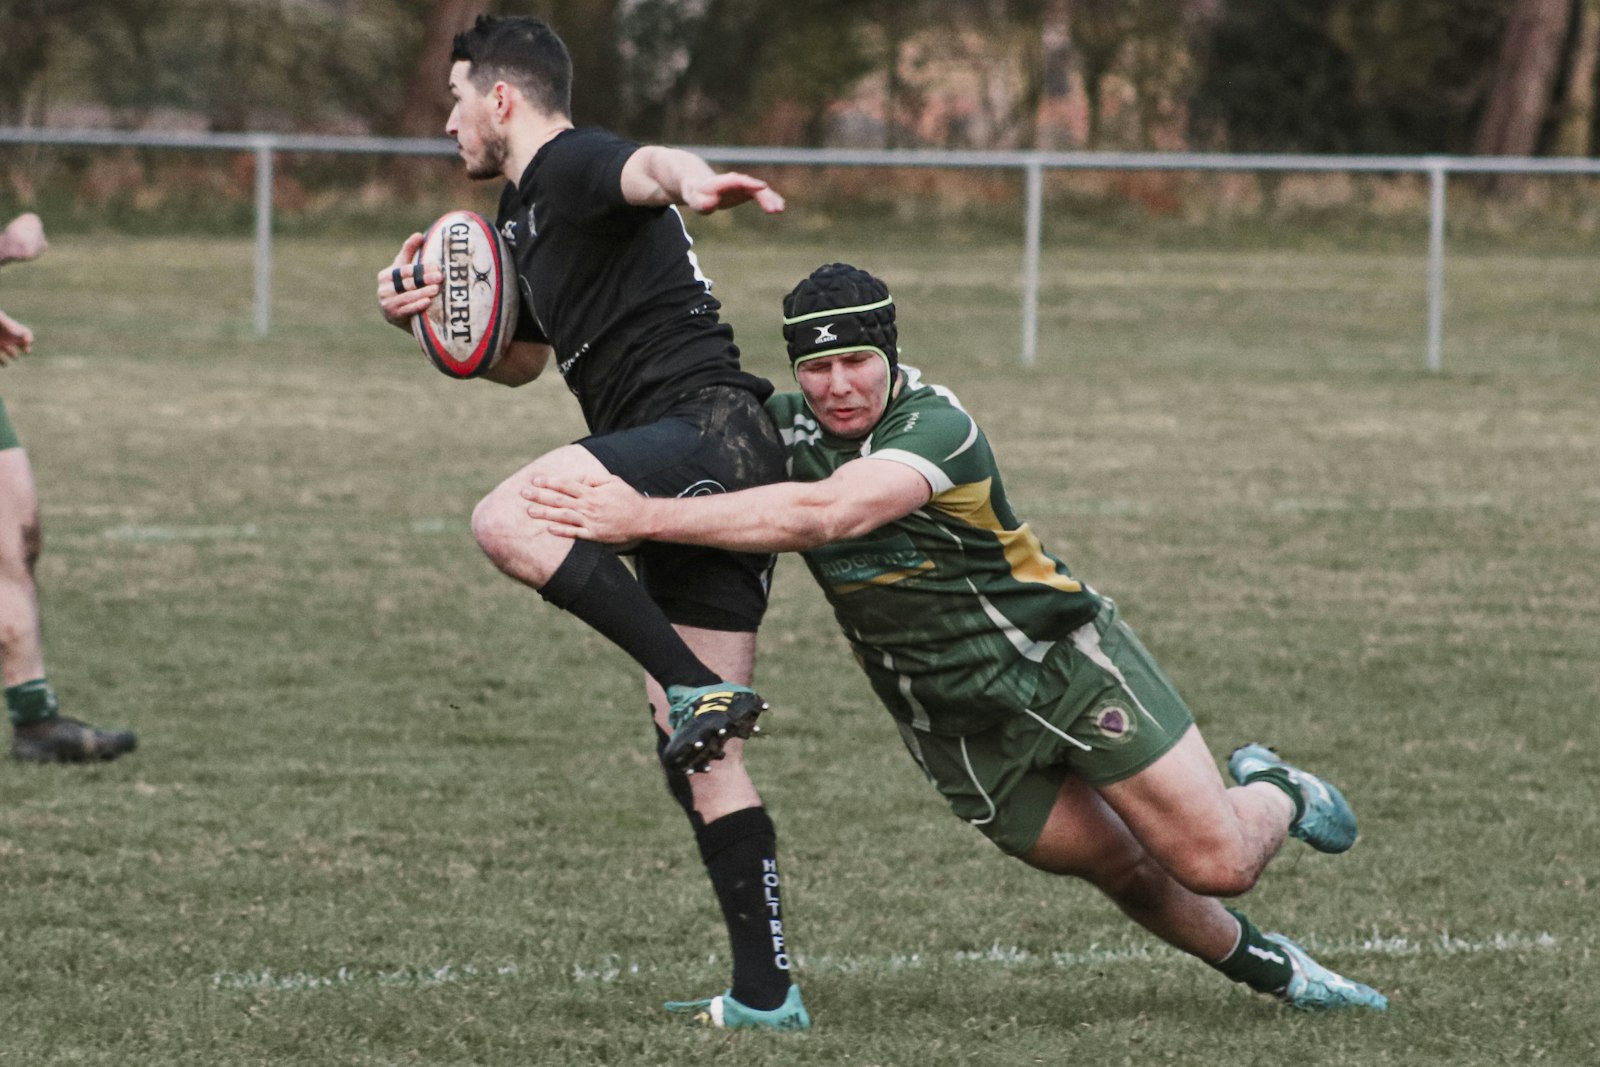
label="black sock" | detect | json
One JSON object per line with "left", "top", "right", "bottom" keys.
{"left": 1210, "top": 907, "right": 1294, "bottom": 995}
{"left": 539, "top": 540, "right": 718, "bottom": 689}
{"left": 696, "top": 807, "right": 792, "bottom": 1011}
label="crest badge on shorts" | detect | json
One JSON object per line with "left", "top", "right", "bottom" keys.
{"left": 1091, "top": 702, "right": 1137, "bottom": 743}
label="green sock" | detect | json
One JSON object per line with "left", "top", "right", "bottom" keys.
{"left": 1211, "top": 908, "right": 1294, "bottom": 995}
{"left": 5, "top": 679, "right": 60, "bottom": 726}
{"left": 1241, "top": 766, "right": 1305, "bottom": 828}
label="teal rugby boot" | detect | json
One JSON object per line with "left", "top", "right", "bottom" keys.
{"left": 1228, "top": 743, "right": 1359, "bottom": 854}
{"left": 664, "top": 985, "right": 811, "bottom": 1030}
{"left": 662, "top": 683, "right": 767, "bottom": 774}
{"left": 1264, "top": 934, "right": 1389, "bottom": 1012}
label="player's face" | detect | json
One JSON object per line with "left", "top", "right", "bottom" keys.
{"left": 446, "top": 62, "right": 508, "bottom": 181}
{"left": 796, "top": 350, "right": 889, "bottom": 439}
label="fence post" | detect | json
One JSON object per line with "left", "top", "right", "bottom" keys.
{"left": 253, "top": 137, "right": 274, "bottom": 337}
{"left": 1021, "top": 158, "right": 1043, "bottom": 366}
{"left": 1426, "top": 161, "right": 1447, "bottom": 372}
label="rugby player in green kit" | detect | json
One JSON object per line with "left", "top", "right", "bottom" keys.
{"left": 524, "top": 262, "right": 1389, "bottom": 1018}
{"left": 1, "top": 212, "right": 138, "bottom": 762}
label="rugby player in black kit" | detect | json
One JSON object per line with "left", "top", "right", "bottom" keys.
{"left": 375, "top": 14, "right": 807, "bottom": 1031}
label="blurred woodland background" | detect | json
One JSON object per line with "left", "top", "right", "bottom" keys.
{"left": 3, "top": 1, "right": 1599, "bottom": 237}
{"left": 4, "top": 0, "right": 1597, "bottom": 156}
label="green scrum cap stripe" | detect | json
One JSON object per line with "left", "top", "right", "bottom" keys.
{"left": 782, "top": 295, "right": 894, "bottom": 326}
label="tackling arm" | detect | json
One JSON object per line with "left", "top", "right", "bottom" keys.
{"left": 525, "top": 457, "right": 932, "bottom": 554}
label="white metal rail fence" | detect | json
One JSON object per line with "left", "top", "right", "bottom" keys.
{"left": 4, "top": 126, "right": 1600, "bottom": 368}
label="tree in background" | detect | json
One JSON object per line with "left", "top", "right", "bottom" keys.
{"left": 1194, "top": 0, "right": 1505, "bottom": 153}
{"left": 1194, "top": 0, "right": 1600, "bottom": 157}
{"left": 617, "top": 0, "right": 880, "bottom": 143}
{"left": 1474, "top": 0, "right": 1575, "bottom": 156}
{"left": 1554, "top": 0, "right": 1600, "bottom": 154}
{"left": 1325, "top": 0, "right": 1510, "bottom": 151}
{"left": 396, "top": 0, "right": 481, "bottom": 137}
{"left": 1070, "top": 0, "right": 1138, "bottom": 148}
{"left": 3, "top": 0, "right": 415, "bottom": 132}
{"left": 1067, "top": 0, "right": 1206, "bottom": 149}
{"left": 0, "top": 0, "right": 104, "bottom": 125}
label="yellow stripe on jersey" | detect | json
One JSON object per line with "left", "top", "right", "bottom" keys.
{"left": 831, "top": 560, "right": 936, "bottom": 595}
{"left": 930, "top": 478, "right": 1083, "bottom": 594}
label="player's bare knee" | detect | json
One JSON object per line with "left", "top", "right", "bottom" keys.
{"left": 469, "top": 491, "right": 507, "bottom": 559}
{"left": 471, "top": 488, "right": 547, "bottom": 571}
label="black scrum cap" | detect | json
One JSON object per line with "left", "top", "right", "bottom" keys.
{"left": 781, "top": 263, "right": 897, "bottom": 376}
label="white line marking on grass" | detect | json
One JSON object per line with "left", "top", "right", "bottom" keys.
{"left": 213, "top": 931, "right": 1565, "bottom": 996}
{"left": 103, "top": 523, "right": 264, "bottom": 542}
{"left": 569, "top": 934, "right": 1568, "bottom": 985}
{"left": 1267, "top": 493, "right": 1500, "bottom": 515}
{"left": 78, "top": 486, "right": 1547, "bottom": 548}
{"left": 1024, "top": 492, "right": 1517, "bottom": 519}
{"left": 90, "top": 519, "right": 462, "bottom": 543}
{"left": 791, "top": 931, "right": 1566, "bottom": 980}
{"left": 572, "top": 959, "right": 646, "bottom": 983}
{"left": 212, "top": 963, "right": 521, "bottom": 992}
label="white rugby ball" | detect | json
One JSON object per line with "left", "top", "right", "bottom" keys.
{"left": 411, "top": 210, "right": 519, "bottom": 379}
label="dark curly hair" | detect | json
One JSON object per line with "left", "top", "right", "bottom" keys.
{"left": 451, "top": 14, "right": 572, "bottom": 118}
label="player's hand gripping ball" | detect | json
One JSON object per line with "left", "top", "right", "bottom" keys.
{"left": 410, "top": 210, "right": 519, "bottom": 378}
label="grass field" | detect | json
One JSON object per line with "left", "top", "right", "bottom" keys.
{"left": 0, "top": 223, "right": 1596, "bottom": 1066}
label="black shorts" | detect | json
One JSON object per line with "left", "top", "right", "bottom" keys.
{"left": 578, "top": 385, "right": 786, "bottom": 633}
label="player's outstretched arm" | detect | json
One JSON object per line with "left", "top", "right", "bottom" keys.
{"left": 523, "top": 457, "right": 930, "bottom": 553}
{"left": 374, "top": 232, "right": 442, "bottom": 332}
{"left": 0, "top": 213, "right": 47, "bottom": 266}
{"left": 619, "top": 146, "right": 785, "bottom": 215}
{"left": 0, "top": 308, "right": 35, "bottom": 363}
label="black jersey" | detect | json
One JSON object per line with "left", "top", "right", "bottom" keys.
{"left": 494, "top": 127, "right": 772, "bottom": 433}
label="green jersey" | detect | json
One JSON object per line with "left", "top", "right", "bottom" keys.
{"left": 766, "top": 368, "right": 1102, "bottom": 736}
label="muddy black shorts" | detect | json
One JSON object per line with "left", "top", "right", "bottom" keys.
{"left": 578, "top": 385, "right": 786, "bottom": 632}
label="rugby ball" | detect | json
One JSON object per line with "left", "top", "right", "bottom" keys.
{"left": 411, "top": 210, "right": 519, "bottom": 378}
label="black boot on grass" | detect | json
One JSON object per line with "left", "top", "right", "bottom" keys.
{"left": 12, "top": 716, "right": 138, "bottom": 763}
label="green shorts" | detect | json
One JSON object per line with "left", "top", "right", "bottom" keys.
{"left": 895, "top": 598, "right": 1195, "bottom": 856}
{"left": 0, "top": 398, "right": 18, "bottom": 452}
